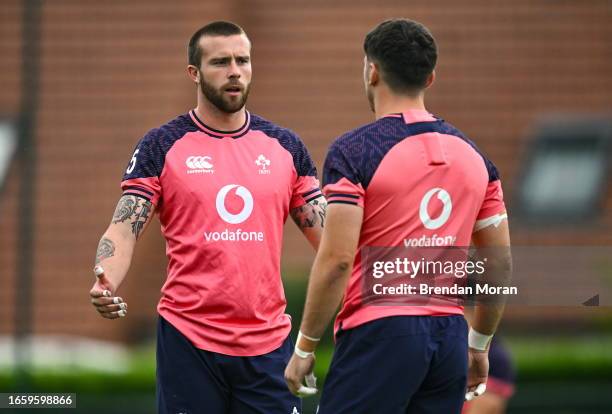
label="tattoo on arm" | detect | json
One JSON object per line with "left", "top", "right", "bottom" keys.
{"left": 291, "top": 197, "right": 327, "bottom": 229}
{"left": 131, "top": 199, "right": 151, "bottom": 239}
{"left": 112, "top": 195, "right": 153, "bottom": 239}
{"left": 95, "top": 237, "right": 115, "bottom": 264}
{"left": 112, "top": 196, "right": 136, "bottom": 224}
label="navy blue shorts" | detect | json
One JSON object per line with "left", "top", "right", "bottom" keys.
{"left": 318, "top": 315, "right": 468, "bottom": 414}
{"left": 156, "top": 316, "right": 301, "bottom": 414}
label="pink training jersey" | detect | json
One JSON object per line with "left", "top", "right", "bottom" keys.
{"left": 322, "top": 109, "right": 506, "bottom": 334}
{"left": 121, "top": 110, "right": 321, "bottom": 356}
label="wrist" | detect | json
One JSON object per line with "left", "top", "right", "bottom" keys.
{"left": 468, "top": 328, "right": 493, "bottom": 351}
{"left": 295, "top": 330, "right": 320, "bottom": 356}
{"left": 294, "top": 344, "right": 315, "bottom": 359}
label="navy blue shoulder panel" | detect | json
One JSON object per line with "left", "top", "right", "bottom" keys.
{"left": 122, "top": 113, "right": 197, "bottom": 181}
{"left": 323, "top": 116, "right": 499, "bottom": 191}
{"left": 434, "top": 121, "right": 500, "bottom": 182}
{"left": 250, "top": 113, "right": 317, "bottom": 177}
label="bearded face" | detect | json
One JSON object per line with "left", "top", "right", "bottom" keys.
{"left": 196, "top": 33, "right": 252, "bottom": 113}
{"left": 199, "top": 70, "right": 250, "bottom": 113}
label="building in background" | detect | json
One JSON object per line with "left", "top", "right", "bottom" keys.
{"left": 0, "top": 0, "right": 610, "bottom": 346}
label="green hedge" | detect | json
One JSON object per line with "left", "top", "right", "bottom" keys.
{"left": 2, "top": 272, "right": 611, "bottom": 392}
{"left": 2, "top": 336, "right": 612, "bottom": 393}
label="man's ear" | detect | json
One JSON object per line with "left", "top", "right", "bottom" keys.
{"left": 424, "top": 70, "right": 435, "bottom": 89}
{"left": 368, "top": 62, "right": 380, "bottom": 86}
{"left": 187, "top": 65, "right": 200, "bottom": 84}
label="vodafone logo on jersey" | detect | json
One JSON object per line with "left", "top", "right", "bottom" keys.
{"left": 186, "top": 155, "right": 214, "bottom": 174}
{"left": 205, "top": 184, "right": 264, "bottom": 242}
{"left": 419, "top": 187, "right": 452, "bottom": 230}
{"left": 216, "top": 184, "right": 254, "bottom": 224}
{"left": 404, "top": 188, "right": 456, "bottom": 247}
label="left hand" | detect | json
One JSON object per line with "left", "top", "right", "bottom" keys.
{"left": 284, "top": 353, "right": 317, "bottom": 397}
{"left": 465, "top": 348, "right": 489, "bottom": 401}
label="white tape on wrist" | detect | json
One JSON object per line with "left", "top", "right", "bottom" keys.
{"left": 294, "top": 345, "right": 314, "bottom": 359}
{"left": 468, "top": 328, "right": 493, "bottom": 351}
{"left": 298, "top": 331, "right": 321, "bottom": 342}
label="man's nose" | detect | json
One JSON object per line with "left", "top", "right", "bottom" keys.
{"left": 228, "top": 59, "right": 241, "bottom": 79}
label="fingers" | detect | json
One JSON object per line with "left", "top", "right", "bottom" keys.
{"left": 91, "top": 297, "right": 128, "bottom": 318}
{"left": 93, "top": 301, "right": 128, "bottom": 313}
{"left": 297, "top": 385, "right": 318, "bottom": 397}
{"left": 298, "top": 373, "right": 318, "bottom": 397}
{"left": 284, "top": 367, "right": 302, "bottom": 396}
{"left": 285, "top": 372, "right": 318, "bottom": 397}
{"left": 90, "top": 265, "right": 127, "bottom": 319}
{"left": 97, "top": 309, "right": 128, "bottom": 319}
{"left": 90, "top": 295, "right": 124, "bottom": 306}
{"left": 465, "top": 382, "right": 487, "bottom": 401}
{"left": 90, "top": 286, "right": 128, "bottom": 319}
{"left": 284, "top": 356, "right": 318, "bottom": 398}
{"left": 305, "top": 372, "right": 317, "bottom": 388}
{"left": 287, "top": 377, "right": 317, "bottom": 397}
{"left": 285, "top": 374, "right": 301, "bottom": 396}
{"left": 90, "top": 289, "right": 112, "bottom": 298}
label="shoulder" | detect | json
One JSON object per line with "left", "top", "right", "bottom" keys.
{"left": 250, "top": 113, "right": 304, "bottom": 146}
{"left": 140, "top": 113, "right": 197, "bottom": 148}
{"left": 437, "top": 119, "right": 500, "bottom": 181}
{"left": 330, "top": 116, "right": 404, "bottom": 152}
{"left": 250, "top": 113, "right": 316, "bottom": 176}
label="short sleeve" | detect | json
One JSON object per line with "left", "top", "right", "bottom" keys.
{"left": 322, "top": 140, "right": 365, "bottom": 208}
{"left": 477, "top": 179, "right": 506, "bottom": 220}
{"left": 288, "top": 135, "right": 322, "bottom": 209}
{"left": 120, "top": 129, "right": 163, "bottom": 206}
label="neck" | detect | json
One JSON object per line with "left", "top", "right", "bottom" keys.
{"left": 373, "top": 89, "right": 426, "bottom": 120}
{"left": 194, "top": 95, "right": 246, "bottom": 131}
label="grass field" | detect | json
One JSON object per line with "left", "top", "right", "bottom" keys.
{"left": 1, "top": 335, "right": 612, "bottom": 413}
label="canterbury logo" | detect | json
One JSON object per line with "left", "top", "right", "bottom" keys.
{"left": 419, "top": 188, "right": 452, "bottom": 230}
{"left": 216, "top": 184, "right": 254, "bottom": 224}
{"left": 186, "top": 156, "right": 213, "bottom": 170}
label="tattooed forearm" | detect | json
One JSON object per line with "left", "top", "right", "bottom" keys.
{"left": 95, "top": 237, "right": 115, "bottom": 264}
{"left": 131, "top": 198, "right": 152, "bottom": 239}
{"left": 291, "top": 197, "right": 327, "bottom": 229}
{"left": 112, "top": 195, "right": 153, "bottom": 239}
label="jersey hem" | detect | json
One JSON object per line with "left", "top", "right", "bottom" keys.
{"left": 159, "top": 309, "right": 292, "bottom": 357}
{"left": 335, "top": 306, "right": 464, "bottom": 336}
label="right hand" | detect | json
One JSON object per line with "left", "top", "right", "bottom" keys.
{"left": 284, "top": 352, "right": 318, "bottom": 397}
{"left": 89, "top": 265, "right": 128, "bottom": 319}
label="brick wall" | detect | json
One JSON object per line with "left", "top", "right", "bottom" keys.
{"left": 0, "top": 0, "right": 610, "bottom": 342}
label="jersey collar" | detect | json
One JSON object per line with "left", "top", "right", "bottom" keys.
{"left": 384, "top": 110, "right": 438, "bottom": 125}
{"left": 189, "top": 109, "right": 251, "bottom": 139}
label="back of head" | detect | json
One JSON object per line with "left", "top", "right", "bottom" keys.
{"left": 364, "top": 19, "right": 437, "bottom": 95}
{"left": 188, "top": 21, "right": 246, "bottom": 67}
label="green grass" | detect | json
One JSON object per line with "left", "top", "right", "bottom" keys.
{"left": 507, "top": 336, "right": 612, "bottom": 381}
{"left": 1, "top": 336, "right": 611, "bottom": 393}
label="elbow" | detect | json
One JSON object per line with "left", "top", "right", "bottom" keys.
{"left": 486, "top": 252, "right": 513, "bottom": 284}
{"left": 325, "top": 252, "right": 354, "bottom": 277}
{"left": 335, "top": 259, "right": 352, "bottom": 273}
{"left": 495, "top": 252, "right": 513, "bottom": 273}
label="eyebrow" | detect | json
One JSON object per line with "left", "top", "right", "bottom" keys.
{"left": 208, "top": 55, "right": 250, "bottom": 62}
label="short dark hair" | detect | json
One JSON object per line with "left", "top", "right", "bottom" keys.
{"left": 364, "top": 19, "right": 437, "bottom": 94}
{"left": 188, "top": 21, "right": 246, "bottom": 67}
